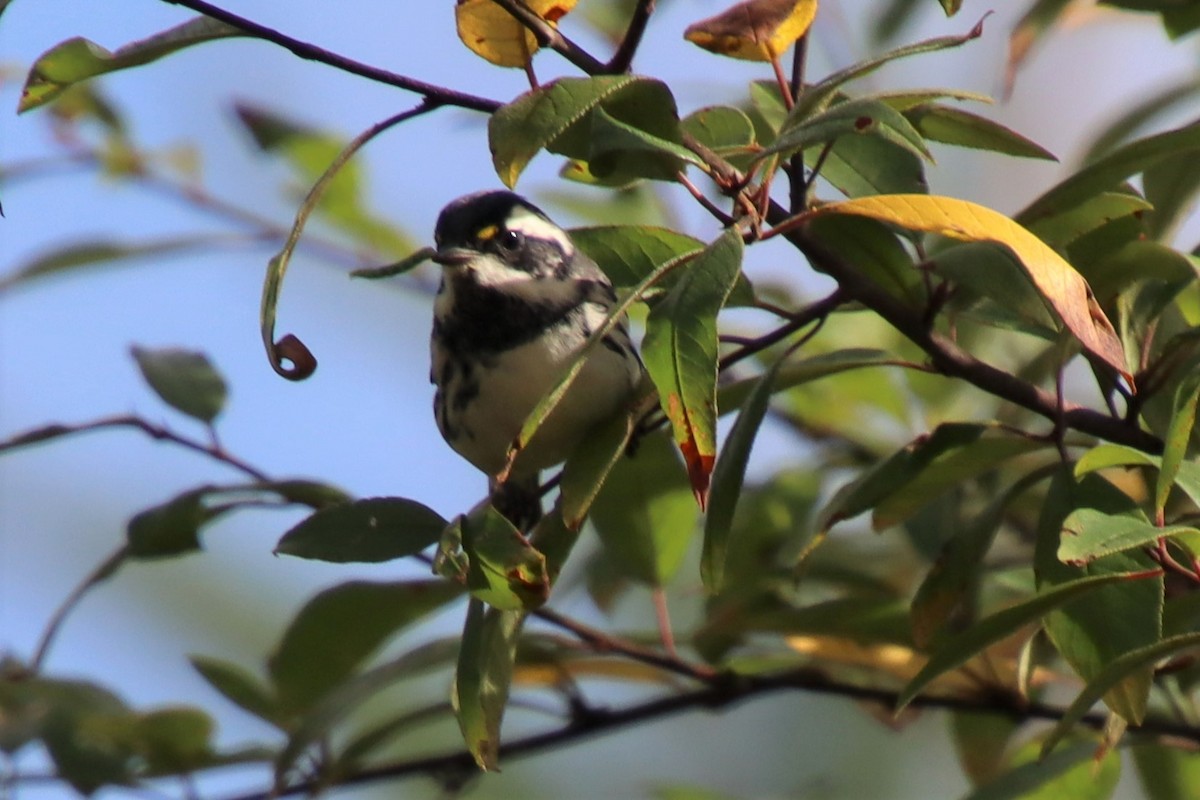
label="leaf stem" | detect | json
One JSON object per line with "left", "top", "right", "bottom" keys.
{"left": 605, "top": 0, "right": 657, "bottom": 73}
{"left": 158, "top": 0, "right": 502, "bottom": 112}
{"left": 30, "top": 545, "right": 129, "bottom": 671}
{"left": 490, "top": 0, "right": 606, "bottom": 75}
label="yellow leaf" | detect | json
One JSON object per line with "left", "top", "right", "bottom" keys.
{"left": 818, "top": 194, "right": 1130, "bottom": 382}
{"left": 455, "top": 0, "right": 578, "bottom": 68}
{"left": 684, "top": 0, "right": 818, "bottom": 62}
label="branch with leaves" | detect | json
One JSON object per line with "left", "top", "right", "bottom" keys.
{"left": 8, "top": 0, "right": 1200, "bottom": 798}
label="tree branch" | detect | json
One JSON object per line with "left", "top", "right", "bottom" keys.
{"left": 605, "top": 0, "right": 656, "bottom": 73}
{"left": 225, "top": 664, "right": 1200, "bottom": 800}
{"left": 0, "top": 415, "right": 271, "bottom": 482}
{"left": 781, "top": 223, "right": 1163, "bottom": 453}
{"left": 490, "top": 0, "right": 606, "bottom": 75}
{"left": 677, "top": 136, "right": 1163, "bottom": 455}
{"left": 159, "top": 0, "right": 501, "bottom": 112}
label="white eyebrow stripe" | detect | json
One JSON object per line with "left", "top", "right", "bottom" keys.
{"left": 504, "top": 207, "right": 574, "bottom": 256}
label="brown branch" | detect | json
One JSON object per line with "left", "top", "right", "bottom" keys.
{"left": 0, "top": 415, "right": 271, "bottom": 482}
{"left": 222, "top": 664, "right": 1200, "bottom": 800}
{"left": 159, "top": 0, "right": 502, "bottom": 113}
{"left": 531, "top": 607, "right": 716, "bottom": 681}
{"left": 678, "top": 136, "right": 1163, "bottom": 455}
{"left": 605, "top": 0, "right": 656, "bottom": 73}
{"left": 718, "top": 288, "right": 848, "bottom": 373}
{"left": 491, "top": 0, "right": 606, "bottom": 75}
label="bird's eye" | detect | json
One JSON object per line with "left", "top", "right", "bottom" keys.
{"left": 497, "top": 229, "right": 523, "bottom": 251}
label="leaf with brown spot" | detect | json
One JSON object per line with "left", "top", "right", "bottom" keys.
{"left": 817, "top": 194, "right": 1130, "bottom": 381}
{"left": 642, "top": 228, "right": 744, "bottom": 509}
{"left": 455, "top": 0, "right": 580, "bottom": 68}
{"left": 684, "top": 0, "right": 818, "bottom": 62}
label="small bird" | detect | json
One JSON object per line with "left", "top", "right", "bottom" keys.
{"left": 430, "top": 190, "right": 644, "bottom": 529}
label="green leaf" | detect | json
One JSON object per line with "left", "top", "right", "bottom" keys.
{"left": 681, "top": 105, "right": 756, "bottom": 156}
{"left": 274, "top": 497, "right": 447, "bottom": 563}
{"left": 702, "top": 360, "right": 779, "bottom": 593}
{"left": 1132, "top": 742, "right": 1200, "bottom": 800}
{"left": 559, "top": 405, "right": 639, "bottom": 530}
{"left": 587, "top": 105, "right": 700, "bottom": 178}
{"left": 1041, "top": 632, "right": 1200, "bottom": 758}
{"left": 1158, "top": 375, "right": 1200, "bottom": 518}
{"left": 590, "top": 430, "right": 698, "bottom": 586}
{"left": 810, "top": 132, "right": 929, "bottom": 197}
{"left": 1059, "top": 508, "right": 1200, "bottom": 564}
{"left": 1074, "top": 443, "right": 1160, "bottom": 476}
{"left": 131, "top": 346, "right": 228, "bottom": 424}
{"left": 911, "top": 470, "right": 1054, "bottom": 648}
{"left": 1082, "top": 77, "right": 1200, "bottom": 163}
{"left": 951, "top": 712, "right": 1020, "bottom": 789}
{"left": 803, "top": 216, "right": 921, "bottom": 304}
{"left": 788, "top": 22, "right": 985, "bottom": 124}
{"left": 764, "top": 97, "right": 932, "bottom": 163}
{"left": 896, "top": 570, "right": 1146, "bottom": 711}
{"left": 489, "top": 76, "right": 684, "bottom": 188}
{"left": 569, "top": 226, "right": 702, "bottom": 289}
{"left": 1143, "top": 150, "right": 1200, "bottom": 240}
{"left": 905, "top": 104, "right": 1056, "bottom": 160}
{"left": 274, "top": 639, "right": 460, "bottom": 778}
{"left": 642, "top": 227, "right": 744, "bottom": 505}
{"left": 459, "top": 505, "right": 550, "bottom": 611}
{"left": 1025, "top": 191, "right": 1153, "bottom": 250}
{"left": 268, "top": 579, "right": 463, "bottom": 714}
{"left": 1018, "top": 121, "right": 1200, "bottom": 226}
{"left": 817, "top": 423, "right": 1046, "bottom": 534}
{"left": 134, "top": 707, "right": 214, "bottom": 774}
{"left": 962, "top": 740, "right": 1119, "bottom": 800}
{"left": 527, "top": 503, "right": 582, "bottom": 583}
{"left": 1035, "top": 470, "right": 1163, "bottom": 724}
{"left": 717, "top": 347, "right": 898, "bottom": 414}
{"left": 267, "top": 479, "right": 353, "bottom": 509}
{"left": 189, "top": 656, "right": 280, "bottom": 726}
{"left": 10, "top": 678, "right": 135, "bottom": 794}
{"left": 452, "top": 599, "right": 525, "bottom": 771}
{"left": 234, "top": 103, "right": 411, "bottom": 258}
{"left": 569, "top": 225, "right": 754, "bottom": 306}
{"left": 20, "top": 17, "right": 243, "bottom": 112}
{"left": 933, "top": 242, "right": 1058, "bottom": 336}
{"left": 0, "top": 235, "right": 229, "bottom": 293}
{"left": 126, "top": 489, "right": 217, "bottom": 559}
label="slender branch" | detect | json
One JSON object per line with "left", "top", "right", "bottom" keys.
{"left": 30, "top": 545, "right": 129, "bottom": 671}
{"left": 491, "top": 0, "right": 606, "bottom": 75}
{"left": 531, "top": 607, "right": 715, "bottom": 681}
{"left": 718, "top": 288, "right": 848, "bottom": 373}
{"left": 223, "top": 664, "right": 1200, "bottom": 800}
{"left": 679, "top": 137, "right": 1163, "bottom": 455}
{"left": 787, "top": 35, "right": 810, "bottom": 214}
{"left": 0, "top": 415, "right": 272, "bottom": 482}
{"left": 159, "top": 0, "right": 501, "bottom": 112}
{"left": 605, "top": 0, "right": 656, "bottom": 73}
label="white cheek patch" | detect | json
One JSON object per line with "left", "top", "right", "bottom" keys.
{"left": 504, "top": 207, "right": 575, "bottom": 257}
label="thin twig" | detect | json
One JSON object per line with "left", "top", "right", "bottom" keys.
{"left": 604, "top": 0, "right": 656, "bottom": 73}
{"left": 30, "top": 546, "right": 129, "bottom": 671}
{"left": 490, "top": 0, "right": 606, "bottom": 74}
{"left": 222, "top": 664, "right": 1200, "bottom": 800}
{"left": 0, "top": 415, "right": 272, "bottom": 482}
{"left": 159, "top": 0, "right": 501, "bottom": 112}
{"left": 718, "top": 288, "right": 848, "bottom": 374}
{"left": 531, "top": 607, "right": 715, "bottom": 681}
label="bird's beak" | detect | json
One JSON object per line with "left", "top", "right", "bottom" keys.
{"left": 432, "top": 246, "right": 474, "bottom": 268}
